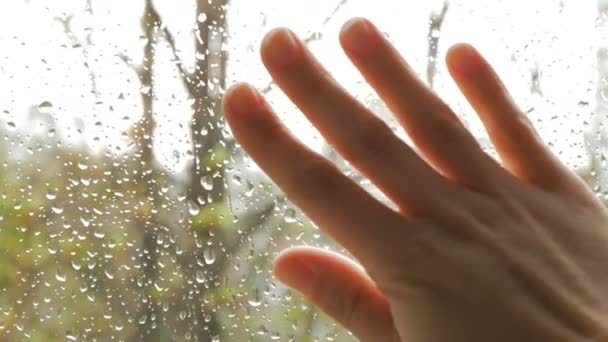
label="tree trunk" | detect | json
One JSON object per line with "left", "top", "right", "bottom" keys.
{"left": 186, "top": 1, "right": 228, "bottom": 340}
{"left": 131, "top": 1, "right": 162, "bottom": 340}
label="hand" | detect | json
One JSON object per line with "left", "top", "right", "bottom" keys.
{"left": 222, "top": 18, "right": 608, "bottom": 341}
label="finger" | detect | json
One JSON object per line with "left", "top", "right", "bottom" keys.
{"left": 273, "top": 246, "right": 401, "bottom": 342}
{"left": 339, "top": 18, "right": 511, "bottom": 192}
{"left": 260, "top": 27, "right": 459, "bottom": 216}
{"left": 445, "top": 43, "right": 581, "bottom": 191}
{"left": 222, "top": 83, "right": 407, "bottom": 262}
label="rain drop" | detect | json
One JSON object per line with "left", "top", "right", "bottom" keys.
{"left": 204, "top": 248, "right": 216, "bottom": 265}
{"left": 188, "top": 201, "right": 200, "bottom": 216}
{"left": 195, "top": 270, "right": 205, "bottom": 284}
{"left": 248, "top": 288, "right": 262, "bottom": 307}
{"left": 284, "top": 208, "right": 296, "bottom": 223}
{"left": 55, "top": 271, "right": 66, "bottom": 283}
{"left": 200, "top": 175, "right": 214, "bottom": 191}
{"left": 46, "top": 191, "right": 57, "bottom": 200}
{"left": 66, "top": 330, "right": 77, "bottom": 341}
{"left": 38, "top": 101, "right": 53, "bottom": 114}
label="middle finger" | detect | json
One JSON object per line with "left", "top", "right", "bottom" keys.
{"left": 339, "top": 18, "right": 512, "bottom": 193}
{"left": 260, "top": 28, "right": 459, "bottom": 215}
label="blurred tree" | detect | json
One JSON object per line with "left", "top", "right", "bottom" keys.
{"left": 9, "top": 1, "right": 595, "bottom": 341}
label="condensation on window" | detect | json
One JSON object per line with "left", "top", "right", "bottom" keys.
{"left": 0, "top": 0, "right": 605, "bottom": 340}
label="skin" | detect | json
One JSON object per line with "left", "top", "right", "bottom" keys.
{"left": 222, "top": 17, "right": 608, "bottom": 341}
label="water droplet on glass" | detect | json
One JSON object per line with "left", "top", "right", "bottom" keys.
{"left": 245, "top": 180, "right": 255, "bottom": 197}
{"left": 284, "top": 208, "right": 296, "bottom": 223}
{"left": 200, "top": 175, "right": 214, "bottom": 191}
{"left": 80, "top": 217, "right": 90, "bottom": 227}
{"left": 71, "top": 260, "right": 81, "bottom": 271}
{"left": 140, "top": 85, "right": 151, "bottom": 95}
{"left": 66, "top": 330, "right": 77, "bottom": 341}
{"left": 188, "top": 201, "right": 200, "bottom": 216}
{"left": 46, "top": 191, "right": 57, "bottom": 200}
{"left": 248, "top": 288, "right": 262, "bottom": 307}
{"left": 154, "top": 281, "right": 164, "bottom": 292}
{"left": 38, "top": 101, "right": 53, "bottom": 114}
{"left": 203, "top": 248, "right": 216, "bottom": 265}
{"left": 55, "top": 271, "right": 66, "bottom": 283}
{"left": 195, "top": 270, "right": 205, "bottom": 284}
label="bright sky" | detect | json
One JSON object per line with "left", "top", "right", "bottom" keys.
{"left": 0, "top": 0, "right": 601, "bottom": 174}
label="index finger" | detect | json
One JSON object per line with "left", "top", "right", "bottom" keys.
{"left": 222, "top": 83, "right": 408, "bottom": 263}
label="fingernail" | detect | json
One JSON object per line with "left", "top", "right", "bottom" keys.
{"left": 450, "top": 44, "right": 482, "bottom": 75}
{"left": 262, "top": 28, "right": 301, "bottom": 67}
{"left": 340, "top": 18, "right": 380, "bottom": 55}
{"left": 225, "top": 83, "right": 264, "bottom": 116}
{"left": 273, "top": 257, "right": 317, "bottom": 296}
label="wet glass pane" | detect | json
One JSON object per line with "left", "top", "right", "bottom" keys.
{"left": 0, "top": 0, "right": 604, "bottom": 340}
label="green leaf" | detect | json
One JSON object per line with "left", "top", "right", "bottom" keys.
{"left": 201, "top": 143, "right": 230, "bottom": 169}
{"left": 191, "top": 201, "right": 231, "bottom": 230}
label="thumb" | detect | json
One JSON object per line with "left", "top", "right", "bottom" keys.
{"left": 273, "top": 246, "right": 400, "bottom": 342}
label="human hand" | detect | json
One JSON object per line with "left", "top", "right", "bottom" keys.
{"left": 222, "top": 18, "right": 608, "bottom": 341}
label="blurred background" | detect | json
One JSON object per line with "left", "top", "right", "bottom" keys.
{"left": 0, "top": 0, "right": 608, "bottom": 340}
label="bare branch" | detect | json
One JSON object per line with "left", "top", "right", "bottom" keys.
{"left": 85, "top": 0, "right": 93, "bottom": 14}
{"left": 321, "top": 0, "right": 350, "bottom": 26}
{"left": 530, "top": 65, "right": 543, "bottom": 96}
{"left": 161, "top": 26, "right": 197, "bottom": 95}
{"left": 600, "top": 0, "right": 608, "bottom": 16}
{"left": 116, "top": 53, "right": 143, "bottom": 77}
{"left": 426, "top": 1, "right": 449, "bottom": 88}
{"left": 172, "top": 198, "right": 278, "bottom": 305}
{"left": 223, "top": 199, "right": 276, "bottom": 258}
{"left": 54, "top": 14, "right": 100, "bottom": 100}
{"left": 260, "top": 83, "right": 273, "bottom": 95}
{"left": 302, "top": 0, "right": 353, "bottom": 44}
{"left": 136, "top": 0, "right": 196, "bottom": 95}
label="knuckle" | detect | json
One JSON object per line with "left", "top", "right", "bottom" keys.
{"left": 339, "top": 284, "right": 367, "bottom": 328}
{"left": 293, "top": 157, "right": 341, "bottom": 194}
{"left": 426, "top": 114, "right": 462, "bottom": 147}
{"left": 306, "top": 274, "right": 335, "bottom": 311}
{"left": 512, "top": 111, "right": 542, "bottom": 145}
{"left": 307, "top": 271, "right": 365, "bottom": 328}
{"left": 346, "top": 120, "right": 394, "bottom": 162}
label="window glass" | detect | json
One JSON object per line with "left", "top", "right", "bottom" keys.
{"left": 0, "top": 0, "right": 603, "bottom": 340}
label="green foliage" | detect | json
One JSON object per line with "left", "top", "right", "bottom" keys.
{"left": 191, "top": 200, "right": 232, "bottom": 230}
{"left": 202, "top": 143, "right": 230, "bottom": 170}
